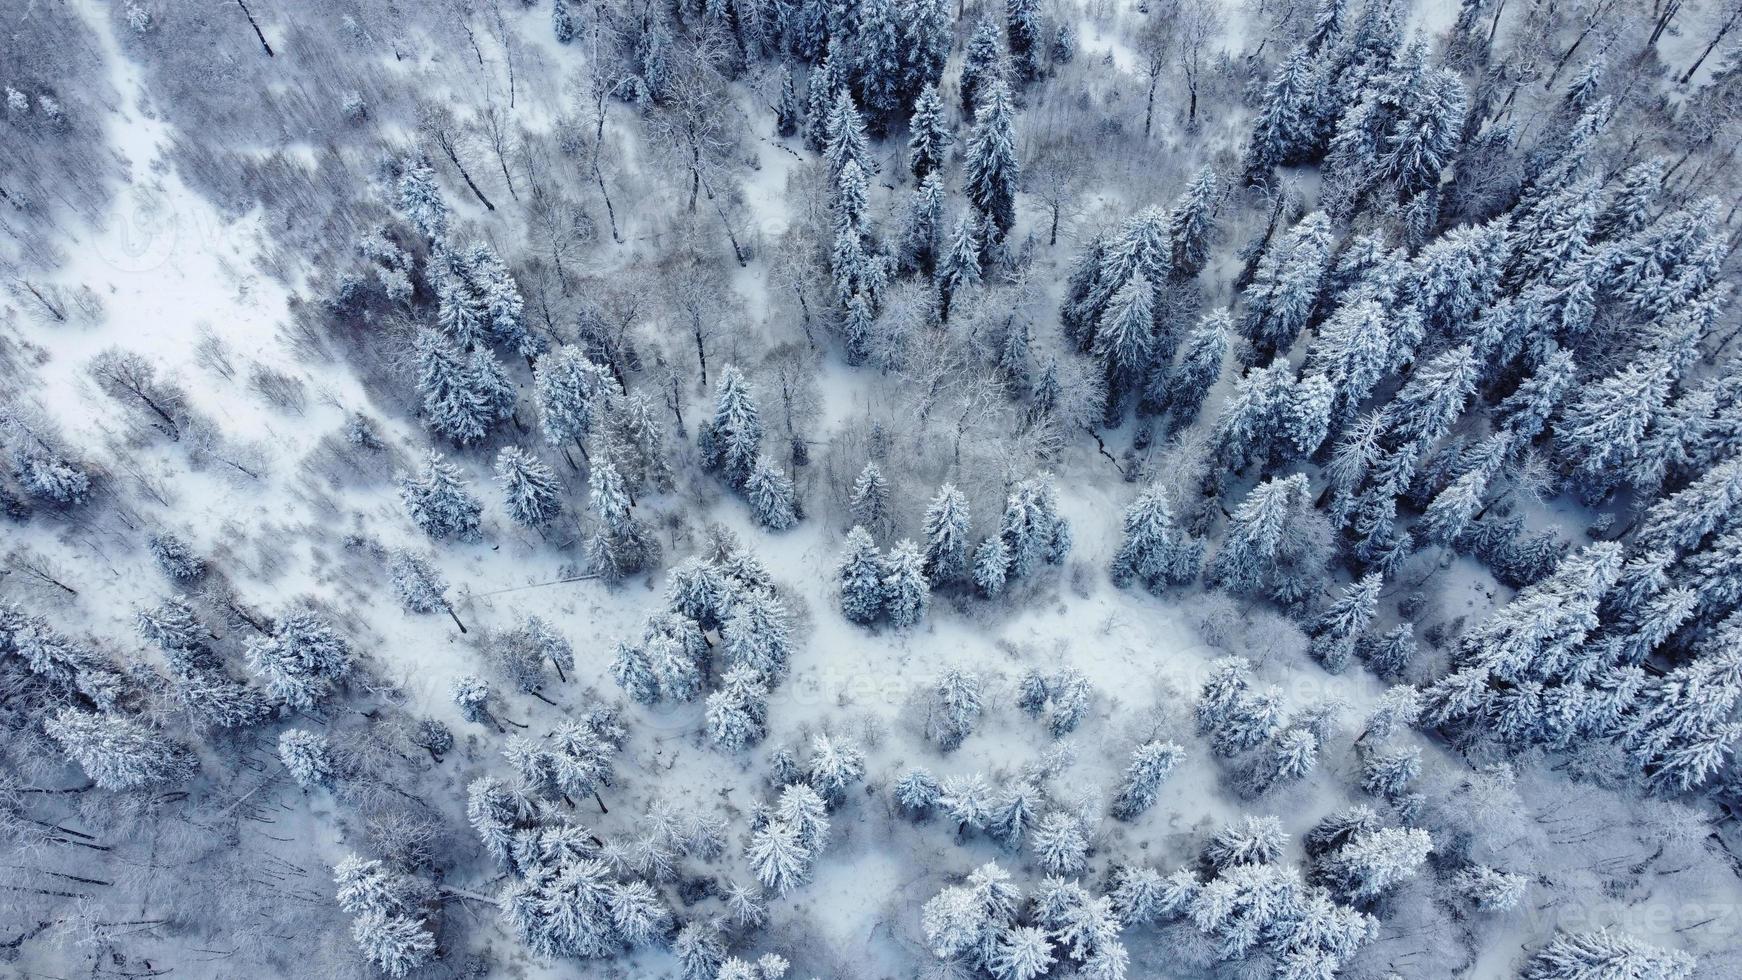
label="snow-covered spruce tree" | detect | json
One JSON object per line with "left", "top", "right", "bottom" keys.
{"left": 587, "top": 460, "right": 657, "bottom": 580}
{"left": 386, "top": 548, "right": 467, "bottom": 632}
{"left": 907, "top": 84, "right": 952, "bottom": 182}
{"left": 1360, "top": 745, "right": 1421, "bottom": 801}
{"left": 748, "top": 817, "right": 812, "bottom": 896}
{"left": 1316, "top": 824, "right": 1432, "bottom": 904}
{"left": 1167, "top": 165, "right": 1219, "bottom": 279}
{"left": 1616, "top": 619, "right": 1742, "bottom": 792}
{"left": 929, "top": 667, "right": 984, "bottom": 751}
{"left": 1452, "top": 865, "right": 1529, "bottom": 913}
{"left": 987, "top": 779, "right": 1041, "bottom": 848}
{"left": 973, "top": 533, "right": 1011, "bottom": 598}
{"left": 882, "top": 539, "right": 930, "bottom": 628}
{"left": 350, "top": 909, "right": 437, "bottom": 978}
{"left": 279, "top": 728, "right": 335, "bottom": 788}
{"left": 1034, "top": 810, "right": 1090, "bottom": 877}
{"left": 805, "top": 733, "right": 865, "bottom": 807}
{"left": 775, "top": 65, "right": 801, "bottom": 137}
{"left": 44, "top": 708, "right": 196, "bottom": 791}
{"left": 851, "top": 0, "right": 905, "bottom": 127}
{"left": 1239, "top": 211, "right": 1334, "bottom": 363}
{"left": 999, "top": 477, "right": 1071, "bottom": 581}
{"left": 959, "top": 17, "right": 1004, "bottom": 116}
{"left": 962, "top": 78, "right": 1020, "bottom": 239}
{"left": 935, "top": 213, "right": 982, "bottom": 323}
{"left": 898, "top": 172, "right": 947, "bottom": 276}
{"left": 1204, "top": 815, "right": 1288, "bottom": 871}
{"left": 551, "top": 0, "right": 576, "bottom": 42}
{"left": 533, "top": 345, "right": 613, "bottom": 460}
{"left": 920, "top": 482, "right": 971, "bottom": 584}
{"left": 706, "top": 666, "right": 769, "bottom": 751}
{"left": 494, "top": 446, "right": 564, "bottom": 531}
{"left": 603, "top": 390, "right": 674, "bottom": 496}
{"left": 134, "top": 594, "right": 208, "bottom": 662}
{"left": 895, "top": 767, "right": 942, "bottom": 818}
{"left": 396, "top": 158, "right": 448, "bottom": 240}
{"left": 1521, "top": 929, "right": 1694, "bottom": 980}
{"left": 1207, "top": 473, "right": 1313, "bottom": 597}
{"left": 848, "top": 460, "right": 889, "bottom": 533}
{"left": 147, "top": 531, "right": 205, "bottom": 581}
{"left": 721, "top": 587, "right": 792, "bottom": 678}
{"left": 823, "top": 89, "right": 874, "bottom": 183}
{"left": 836, "top": 526, "right": 886, "bottom": 624}
{"left": 399, "top": 450, "right": 483, "bottom": 542}
{"left": 490, "top": 615, "right": 574, "bottom": 692}
{"left": 1005, "top": 0, "right": 1044, "bottom": 83}
{"left": 744, "top": 457, "right": 799, "bottom": 531}
{"left": 1310, "top": 572, "right": 1381, "bottom": 673}
{"left": 11, "top": 446, "right": 93, "bottom": 507}
{"left": 701, "top": 365, "right": 764, "bottom": 489}
{"left": 1110, "top": 740, "right": 1185, "bottom": 820}
{"left": 413, "top": 328, "right": 510, "bottom": 446}
{"left": 1242, "top": 44, "right": 1321, "bottom": 180}
{"left": 245, "top": 610, "right": 354, "bottom": 711}
{"left": 1110, "top": 483, "right": 1202, "bottom": 595}
{"left": 1163, "top": 309, "right": 1229, "bottom": 427}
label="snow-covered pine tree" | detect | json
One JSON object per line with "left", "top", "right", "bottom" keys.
{"left": 1310, "top": 572, "right": 1382, "bottom": 673}
{"left": 936, "top": 213, "right": 982, "bottom": 323}
{"left": 962, "top": 78, "right": 1020, "bottom": 238}
{"left": 1110, "top": 483, "right": 1201, "bottom": 595}
{"left": 930, "top": 668, "right": 984, "bottom": 750}
{"left": 493, "top": 446, "right": 564, "bottom": 531}
{"left": 279, "top": 728, "right": 335, "bottom": 788}
{"left": 1163, "top": 310, "right": 1229, "bottom": 426}
{"left": 898, "top": 173, "right": 947, "bottom": 275}
{"left": 147, "top": 532, "right": 205, "bottom": 581}
{"left": 999, "top": 477, "right": 1071, "bottom": 580}
{"left": 245, "top": 610, "right": 354, "bottom": 711}
{"left": 414, "top": 328, "right": 504, "bottom": 446}
{"left": 824, "top": 88, "right": 874, "bottom": 184}
{"left": 804, "top": 45, "right": 846, "bottom": 152}
{"left": 849, "top": 460, "right": 889, "bottom": 533}
{"left": 907, "top": 84, "right": 952, "bottom": 182}
{"left": 920, "top": 483, "right": 972, "bottom": 584}
{"left": 1167, "top": 166, "right": 1219, "bottom": 279}
{"left": 882, "top": 539, "right": 930, "bottom": 628}
{"left": 1317, "top": 825, "right": 1433, "bottom": 903}
{"left": 959, "top": 18, "right": 1005, "bottom": 115}
{"left": 702, "top": 365, "right": 765, "bottom": 488}
{"left": 744, "top": 457, "right": 800, "bottom": 530}
{"left": 706, "top": 665, "right": 770, "bottom": 751}
{"left": 836, "top": 526, "right": 886, "bottom": 623}
{"left": 399, "top": 450, "right": 483, "bottom": 542}
{"left": 722, "top": 587, "right": 792, "bottom": 678}
{"left": 387, "top": 549, "right": 466, "bottom": 632}
{"left": 396, "top": 158, "right": 448, "bottom": 240}
{"left": 45, "top": 708, "right": 197, "bottom": 791}
{"left": 1241, "top": 211, "right": 1334, "bottom": 363}
{"left": 1521, "top": 929, "right": 1694, "bottom": 980}
{"left": 533, "top": 345, "right": 613, "bottom": 459}
{"left": 974, "top": 534, "right": 1011, "bottom": 598}
{"left": 1110, "top": 740, "right": 1186, "bottom": 820}
{"left": 896, "top": 767, "right": 943, "bottom": 817}
{"left": 775, "top": 64, "right": 801, "bottom": 137}
{"left": 1208, "top": 473, "right": 1312, "bottom": 596}
{"left": 1005, "top": 0, "right": 1044, "bottom": 83}
{"left": 852, "top": 0, "right": 905, "bottom": 127}
{"left": 584, "top": 460, "right": 654, "bottom": 579}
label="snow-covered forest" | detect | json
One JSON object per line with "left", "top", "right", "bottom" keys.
{"left": 3, "top": 0, "right": 1742, "bottom": 976}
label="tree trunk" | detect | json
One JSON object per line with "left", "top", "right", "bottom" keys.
{"left": 1681, "top": 10, "right": 1742, "bottom": 84}
{"left": 444, "top": 143, "right": 497, "bottom": 211}
{"left": 592, "top": 789, "right": 609, "bottom": 814}
{"left": 444, "top": 604, "right": 468, "bottom": 634}
{"left": 1143, "top": 76, "right": 1159, "bottom": 137}
{"left": 235, "top": 0, "right": 274, "bottom": 57}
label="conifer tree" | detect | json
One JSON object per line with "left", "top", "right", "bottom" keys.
{"left": 852, "top": 0, "right": 906, "bottom": 126}
{"left": 1005, "top": 0, "right": 1044, "bottom": 83}
{"left": 722, "top": 588, "right": 793, "bottom": 677}
{"left": 1311, "top": 573, "right": 1382, "bottom": 673}
{"left": 930, "top": 668, "right": 983, "bottom": 750}
{"left": 279, "top": 728, "right": 336, "bottom": 788}
{"left": 882, "top": 539, "right": 930, "bottom": 628}
{"left": 824, "top": 89, "right": 874, "bottom": 182}
{"left": 963, "top": 78, "right": 1020, "bottom": 237}
{"left": 1242, "top": 45, "right": 1320, "bottom": 180}
{"left": 400, "top": 450, "right": 483, "bottom": 542}
{"left": 1522, "top": 930, "right": 1694, "bottom": 980}
{"left": 494, "top": 447, "right": 564, "bottom": 531}
{"left": 45, "top": 708, "right": 196, "bottom": 791}
{"left": 702, "top": 365, "right": 765, "bottom": 488}
{"left": 1208, "top": 473, "right": 1311, "bottom": 596}
{"left": 974, "top": 534, "right": 1011, "bottom": 597}
{"left": 1241, "top": 212, "right": 1334, "bottom": 362}
{"left": 604, "top": 391, "right": 674, "bottom": 496}
{"left": 1167, "top": 166, "right": 1219, "bottom": 279}
{"left": 245, "top": 610, "right": 355, "bottom": 711}
{"left": 387, "top": 549, "right": 467, "bottom": 632}
{"left": 849, "top": 461, "right": 889, "bottom": 533}
{"left": 936, "top": 214, "right": 983, "bottom": 322}
{"left": 1110, "top": 740, "right": 1185, "bottom": 820}
{"left": 907, "top": 84, "right": 953, "bottom": 182}
{"left": 397, "top": 158, "right": 448, "bottom": 240}
{"left": 775, "top": 65, "right": 801, "bottom": 137}
{"left": 836, "top": 526, "right": 886, "bottom": 623}
{"left": 745, "top": 457, "right": 800, "bottom": 530}
{"left": 921, "top": 483, "right": 972, "bottom": 583}
{"left": 1111, "top": 484, "right": 1200, "bottom": 594}
{"left": 587, "top": 460, "right": 657, "bottom": 579}
{"left": 898, "top": 173, "right": 947, "bottom": 275}
{"left": 415, "top": 328, "right": 507, "bottom": 446}
{"left": 804, "top": 47, "right": 845, "bottom": 152}
{"left": 533, "top": 345, "right": 612, "bottom": 457}
{"left": 1164, "top": 310, "right": 1229, "bottom": 426}
{"left": 551, "top": 0, "right": 576, "bottom": 42}
{"left": 960, "top": 18, "right": 1005, "bottom": 116}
